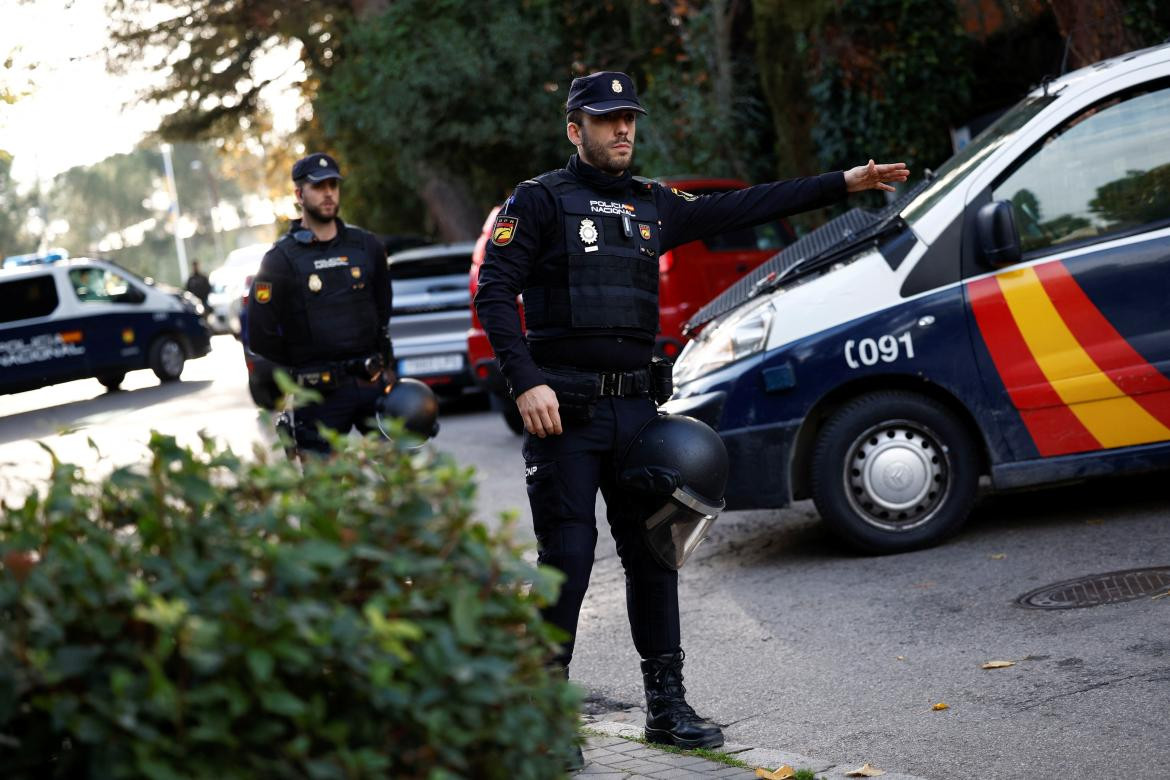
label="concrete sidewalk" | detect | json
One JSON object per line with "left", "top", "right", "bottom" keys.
{"left": 575, "top": 717, "right": 931, "bottom": 780}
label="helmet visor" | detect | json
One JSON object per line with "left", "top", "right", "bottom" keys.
{"left": 642, "top": 488, "right": 723, "bottom": 570}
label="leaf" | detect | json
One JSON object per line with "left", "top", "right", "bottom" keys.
{"left": 261, "top": 689, "right": 307, "bottom": 718}
{"left": 981, "top": 660, "right": 1015, "bottom": 669}
{"left": 989, "top": 553, "right": 1006, "bottom": 560}
{"left": 932, "top": 702, "right": 950, "bottom": 711}
{"left": 845, "top": 763, "right": 885, "bottom": 777}
{"left": 247, "top": 649, "right": 275, "bottom": 682}
{"left": 756, "top": 766, "right": 796, "bottom": 779}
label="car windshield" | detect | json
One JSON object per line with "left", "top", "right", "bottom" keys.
{"left": 901, "top": 93, "right": 1058, "bottom": 225}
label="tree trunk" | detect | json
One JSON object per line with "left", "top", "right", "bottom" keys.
{"left": 414, "top": 161, "right": 484, "bottom": 243}
{"left": 751, "top": 0, "right": 821, "bottom": 179}
{"left": 709, "top": 0, "right": 751, "bottom": 181}
{"left": 1047, "top": 0, "right": 1142, "bottom": 70}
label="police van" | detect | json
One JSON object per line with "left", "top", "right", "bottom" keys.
{"left": 0, "top": 257, "right": 211, "bottom": 395}
{"left": 664, "top": 43, "right": 1170, "bottom": 553}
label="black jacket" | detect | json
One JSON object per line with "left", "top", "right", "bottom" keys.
{"left": 247, "top": 218, "right": 391, "bottom": 368}
{"left": 475, "top": 155, "right": 846, "bottom": 397}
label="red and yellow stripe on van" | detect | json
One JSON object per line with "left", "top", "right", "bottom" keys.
{"left": 969, "top": 260, "right": 1170, "bottom": 457}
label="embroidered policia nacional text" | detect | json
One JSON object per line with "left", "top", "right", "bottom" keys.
{"left": 492, "top": 215, "right": 519, "bottom": 246}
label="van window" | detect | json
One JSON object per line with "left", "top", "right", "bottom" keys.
{"left": 69, "top": 267, "right": 146, "bottom": 304}
{"left": 0, "top": 275, "right": 60, "bottom": 323}
{"left": 389, "top": 252, "right": 471, "bottom": 280}
{"left": 993, "top": 84, "right": 1170, "bottom": 255}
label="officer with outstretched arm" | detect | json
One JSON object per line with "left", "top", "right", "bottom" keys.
{"left": 474, "top": 71, "right": 907, "bottom": 761}
{"left": 247, "top": 153, "right": 396, "bottom": 455}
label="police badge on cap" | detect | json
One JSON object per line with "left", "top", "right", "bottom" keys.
{"left": 565, "top": 71, "right": 647, "bottom": 116}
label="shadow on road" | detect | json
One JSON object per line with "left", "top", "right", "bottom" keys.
{"left": 0, "top": 379, "right": 214, "bottom": 445}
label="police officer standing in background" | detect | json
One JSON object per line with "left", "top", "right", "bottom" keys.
{"left": 474, "top": 71, "right": 908, "bottom": 752}
{"left": 247, "top": 153, "right": 395, "bottom": 455}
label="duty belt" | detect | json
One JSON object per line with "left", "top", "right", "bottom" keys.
{"left": 596, "top": 367, "right": 654, "bottom": 397}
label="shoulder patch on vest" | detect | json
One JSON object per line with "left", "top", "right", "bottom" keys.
{"left": 254, "top": 282, "right": 272, "bottom": 303}
{"left": 491, "top": 215, "right": 519, "bottom": 246}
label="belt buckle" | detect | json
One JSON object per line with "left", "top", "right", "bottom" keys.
{"left": 600, "top": 371, "right": 624, "bottom": 397}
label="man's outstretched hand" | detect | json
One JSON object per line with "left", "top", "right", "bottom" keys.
{"left": 844, "top": 160, "right": 910, "bottom": 193}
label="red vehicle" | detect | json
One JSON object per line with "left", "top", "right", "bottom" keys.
{"left": 468, "top": 177, "right": 796, "bottom": 433}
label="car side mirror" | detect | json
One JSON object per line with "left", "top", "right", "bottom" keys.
{"left": 975, "top": 200, "right": 1021, "bottom": 268}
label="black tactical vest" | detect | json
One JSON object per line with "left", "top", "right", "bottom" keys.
{"left": 523, "top": 170, "right": 661, "bottom": 341}
{"left": 275, "top": 226, "right": 380, "bottom": 365}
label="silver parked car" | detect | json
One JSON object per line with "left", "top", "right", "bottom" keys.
{"left": 388, "top": 242, "right": 478, "bottom": 397}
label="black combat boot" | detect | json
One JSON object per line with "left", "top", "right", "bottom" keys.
{"left": 640, "top": 650, "right": 724, "bottom": 749}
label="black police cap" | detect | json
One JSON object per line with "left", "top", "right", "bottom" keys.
{"left": 291, "top": 152, "right": 344, "bottom": 183}
{"left": 565, "top": 71, "right": 647, "bottom": 116}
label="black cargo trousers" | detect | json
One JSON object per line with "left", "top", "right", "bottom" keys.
{"left": 293, "top": 375, "right": 386, "bottom": 454}
{"left": 523, "top": 395, "right": 680, "bottom": 668}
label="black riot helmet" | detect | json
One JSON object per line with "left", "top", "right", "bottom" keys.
{"left": 617, "top": 414, "right": 729, "bottom": 569}
{"left": 375, "top": 378, "right": 440, "bottom": 441}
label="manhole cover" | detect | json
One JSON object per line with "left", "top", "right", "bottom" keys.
{"left": 1018, "top": 567, "right": 1170, "bottom": 609}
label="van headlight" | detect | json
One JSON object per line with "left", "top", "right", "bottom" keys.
{"left": 674, "top": 300, "right": 774, "bottom": 385}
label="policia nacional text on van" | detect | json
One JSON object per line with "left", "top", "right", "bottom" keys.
{"left": 246, "top": 153, "right": 395, "bottom": 455}
{"left": 474, "top": 70, "right": 908, "bottom": 751}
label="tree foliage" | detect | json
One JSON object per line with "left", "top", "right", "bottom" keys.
{"left": 807, "top": 0, "right": 972, "bottom": 178}
{"left": 0, "top": 151, "right": 35, "bottom": 257}
{"left": 0, "top": 430, "right": 580, "bottom": 779}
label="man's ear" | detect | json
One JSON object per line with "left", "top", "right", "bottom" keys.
{"left": 566, "top": 120, "right": 582, "bottom": 146}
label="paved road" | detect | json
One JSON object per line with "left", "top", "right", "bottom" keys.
{"left": 2, "top": 335, "right": 1167, "bottom": 779}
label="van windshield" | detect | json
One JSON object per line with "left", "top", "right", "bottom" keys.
{"left": 901, "top": 94, "right": 1058, "bottom": 225}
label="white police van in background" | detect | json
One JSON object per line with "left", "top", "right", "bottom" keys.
{"left": 665, "top": 43, "right": 1170, "bottom": 553}
{"left": 0, "top": 256, "right": 211, "bottom": 394}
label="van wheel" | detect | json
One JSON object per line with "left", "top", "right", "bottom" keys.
{"left": 810, "top": 391, "right": 979, "bottom": 554}
{"left": 97, "top": 372, "right": 125, "bottom": 391}
{"left": 150, "top": 336, "right": 186, "bottom": 382}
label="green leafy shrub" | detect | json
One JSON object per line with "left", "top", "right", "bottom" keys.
{"left": 0, "top": 431, "right": 579, "bottom": 779}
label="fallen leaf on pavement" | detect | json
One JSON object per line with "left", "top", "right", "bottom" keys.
{"left": 932, "top": 702, "right": 950, "bottom": 711}
{"left": 845, "top": 763, "right": 886, "bottom": 777}
{"left": 896, "top": 655, "right": 906, "bottom": 661}
{"left": 981, "top": 660, "right": 1016, "bottom": 669}
{"left": 756, "top": 766, "right": 796, "bottom": 779}
{"left": 990, "top": 553, "right": 1006, "bottom": 560}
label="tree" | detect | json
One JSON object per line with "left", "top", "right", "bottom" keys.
{"left": 0, "top": 151, "right": 34, "bottom": 257}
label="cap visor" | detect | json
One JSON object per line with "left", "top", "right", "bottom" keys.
{"left": 579, "top": 101, "right": 648, "bottom": 116}
{"left": 304, "top": 171, "right": 344, "bottom": 182}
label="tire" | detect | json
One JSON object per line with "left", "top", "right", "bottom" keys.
{"left": 149, "top": 335, "right": 186, "bottom": 382}
{"left": 489, "top": 391, "right": 525, "bottom": 436}
{"left": 810, "top": 391, "right": 979, "bottom": 554}
{"left": 248, "top": 372, "right": 279, "bottom": 410}
{"left": 97, "top": 371, "right": 125, "bottom": 391}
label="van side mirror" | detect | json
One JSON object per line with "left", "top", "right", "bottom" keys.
{"left": 975, "top": 200, "right": 1021, "bottom": 268}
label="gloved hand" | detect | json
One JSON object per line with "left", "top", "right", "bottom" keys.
{"left": 379, "top": 367, "right": 398, "bottom": 388}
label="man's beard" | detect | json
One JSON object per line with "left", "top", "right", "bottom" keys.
{"left": 303, "top": 201, "right": 337, "bottom": 223}
{"left": 581, "top": 130, "right": 633, "bottom": 174}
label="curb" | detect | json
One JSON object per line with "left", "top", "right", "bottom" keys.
{"left": 585, "top": 719, "right": 931, "bottom": 780}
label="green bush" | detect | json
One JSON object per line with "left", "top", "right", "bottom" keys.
{"left": 0, "top": 431, "right": 580, "bottom": 779}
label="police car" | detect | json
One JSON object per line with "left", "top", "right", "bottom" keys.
{"left": 664, "top": 43, "right": 1170, "bottom": 553}
{"left": 0, "top": 256, "right": 211, "bottom": 395}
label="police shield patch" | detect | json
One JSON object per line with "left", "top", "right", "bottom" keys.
{"left": 492, "top": 215, "right": 519, "bottom": 246}
{"left": 254, "top": 282, "right": 272, "bottom": 303}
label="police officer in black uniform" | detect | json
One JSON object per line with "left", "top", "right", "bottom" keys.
{"left": 247, "top": 153, "right": 395, "bottom": 455}
{"left": 474, "top": 71, "right": 908, "bottom": 751}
